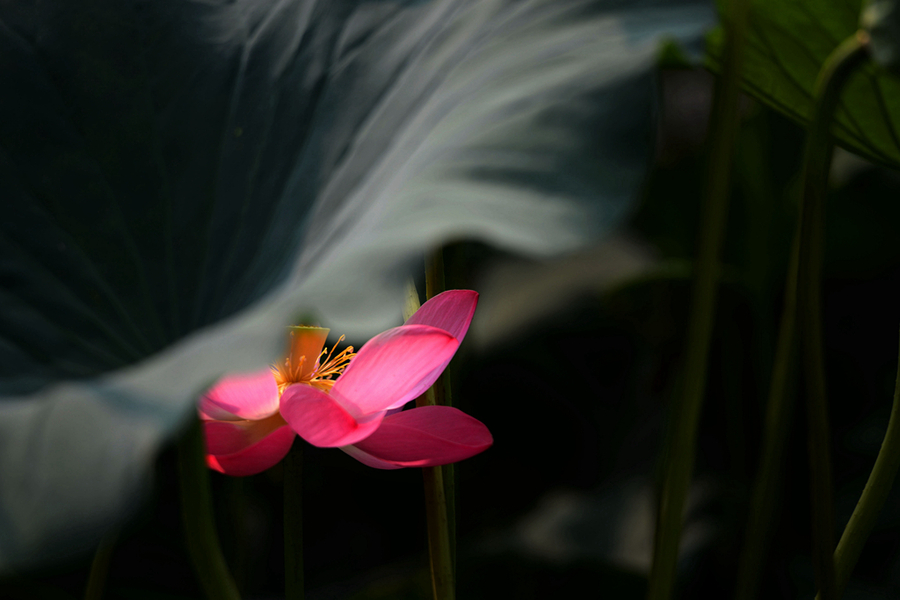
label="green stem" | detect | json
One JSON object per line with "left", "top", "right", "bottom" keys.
{"left": 646, "top": 0, "right": 749, "bottom": 596}
{"left": 796, "top": 32, "right": 870, "bottom": 600}
{"left": 176, "top": 417, "right": 241, "bottom": 600}
{"left": 414, "top": 382, "right": 454, "bottom": 600}
{"left": 83, "top": 532, "right": 117, "bottom": 600}
{"left": 734, "top": 239, "right": 800, "bottom": 600}
{"left": 425, "top": 250, "right": 457, "bottom": 576}
{"left": 824, "top": 328, "right": 900, "bottom": 598}
{"left": 284, "top": 440, "right": 304, "bottom": 600}
{"left": 406, "top": 250, "right": 456, "bottom": 600}
{"left": 424, "top": 251, "right": 446, "bottom": 307}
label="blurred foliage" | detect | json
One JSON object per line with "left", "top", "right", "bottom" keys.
{"left": 707, "top": 0, "right": 900, "bottom": 169}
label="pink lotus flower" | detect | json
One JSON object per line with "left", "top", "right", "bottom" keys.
{"left": 199, "top": 290, "right": 492, "bottom": 476}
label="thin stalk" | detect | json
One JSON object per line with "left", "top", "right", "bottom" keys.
{"left": 284, "top": 440, "right": 304, "bottom": 600}
{"left": 416, "top": 386, "right": 455, "bottom": 600}
{"left": 646, "top": 0, "right": 749, "bottom": 596}
{"left": 424, "top": 252, "right": 448, "bottom": 416}
{"left": 796, "top": 32, "right": 870, "bottom": 600}
{"left": 424, "top": 251, "right": 446, "bottom": 307}
{"left": 405, "top": 250, "right": 456, "bottom": 600}
{"left": 83, "top": 532, "right": 117, "bottom": 600}
{"left": 176, "top": 417, "right": 241, "bottom": 600}
{"left": 734, "top": 239, "right": 800, "bottom": 600}
{"left": 425, "top": 250, "right": 457, "bottom": 575}
{"left": 824, "top": 328, "right": 900, "bottom": 598}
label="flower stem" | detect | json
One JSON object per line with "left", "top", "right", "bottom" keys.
{"left": 415, "top": 381, "right": 455, "bottom": 600}
{"left": 824, "top": 328, "right": 900, "bottom": 598}
{"left": 424, "top": 250, "right": 446, "bottom": 307}
{"left": 406, "top": 250, "right": 456, "bottom": 600}
{"left": 425, "top": 249, "right": 457, "bottom": 576}
{"left": 284, "top": 440, "right": 304, "bottom": 600}
{"left": 793, "top": 32, "right": 870, "bottom": 600}
{"left": 424, "top": 251, "right": 448, "bottom": 417}
{"left": 646, "top": 0, "right": 749, "bottom": 596}
{"left": 176, "top": 416, "right": 241, "bottom": 600}
{"left": 417, "top": 436, "right": 455, "bottom": 600}
{"left": 83, "top": 531, "right": 117, "bottom": 600}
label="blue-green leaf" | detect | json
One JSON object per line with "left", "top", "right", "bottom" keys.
{"left": 0, "top": 0, "right": 713, "bottom": 570}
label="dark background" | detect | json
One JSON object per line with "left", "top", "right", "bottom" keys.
{"left": 4, "top": 67, "right": 900, "bottom": 600}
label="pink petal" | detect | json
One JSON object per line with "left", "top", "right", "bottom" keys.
{"left": 203, "top": 413, "right": 288, "bottom": 455}
{"left": 279, "top": 384, "right": 385, "bottom": 447}
{"left": 206, "top": 425, "right": 296, "bottom": 477}
{"left": 380, "top": 363, "right": 443, "bottom": 412}
{"left": 378, "top": 291, "right": 478, "bottom": 410}
{"left": 349, "top": 406, "right": 492, "bottom": 468}
{"left": 332, "top": 325, "right": 458, "bottom": 416}
{"left": 405, "top": 290, "right": 478, "bottom": 341}
{"left": 200, "top": 369, "right": 280, "bottom": 421}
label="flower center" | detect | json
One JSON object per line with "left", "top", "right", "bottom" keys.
{"left": 272, "top": 334, "right": 355, "bottom": 394}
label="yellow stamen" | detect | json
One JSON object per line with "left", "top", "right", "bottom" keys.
{"left": 272, "top": 334, "right": 356, "bottom": 394}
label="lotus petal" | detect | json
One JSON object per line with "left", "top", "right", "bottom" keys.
{"left": 279, "top": 384, "right": 384, "bottom": 447}
{"left": 199, "top": 370, "right": 281, "bottom": 421}
{"left": 207, "top": 425, "right": 296, "bottom": 477}
{"left": 349, "top": 405, "right": 493, "bottom": 467}
{"left": 333, "top": 325, "right": 458, "bottom": 416}
{"left": 405, "top": 290, "right": 479, "bottom": 341}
